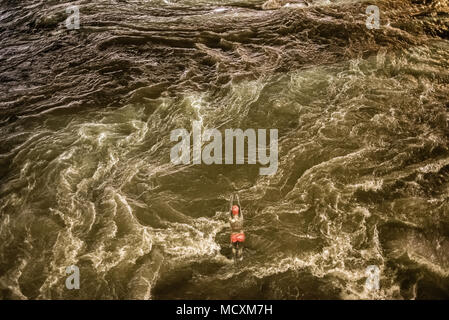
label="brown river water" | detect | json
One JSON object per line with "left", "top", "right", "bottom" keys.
{"left": 0, "top": 0, "right": 448, "bottom": 299}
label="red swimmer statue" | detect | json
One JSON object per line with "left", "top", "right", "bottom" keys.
{"left": 229, "top": 194, "right": 245, "bottom": 261}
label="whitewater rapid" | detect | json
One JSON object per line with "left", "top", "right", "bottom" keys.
{"left": 0, "top": 0, "right": 448, "bottom": 299}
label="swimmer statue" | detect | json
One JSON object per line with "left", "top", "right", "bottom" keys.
{"left": 229, "top": 194, "right": 245, "bottom": 261}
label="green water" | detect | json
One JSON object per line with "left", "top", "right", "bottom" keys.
{"left": 0, "top": 0, "right": 448, "bottom": 299}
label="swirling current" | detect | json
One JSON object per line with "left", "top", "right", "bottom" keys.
{"left": 0, "top": 0, "right": 449, "bottom": 299}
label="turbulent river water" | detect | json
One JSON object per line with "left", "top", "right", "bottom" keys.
{"left": 1, "top": 0, "right": 449, "bottom": 299}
